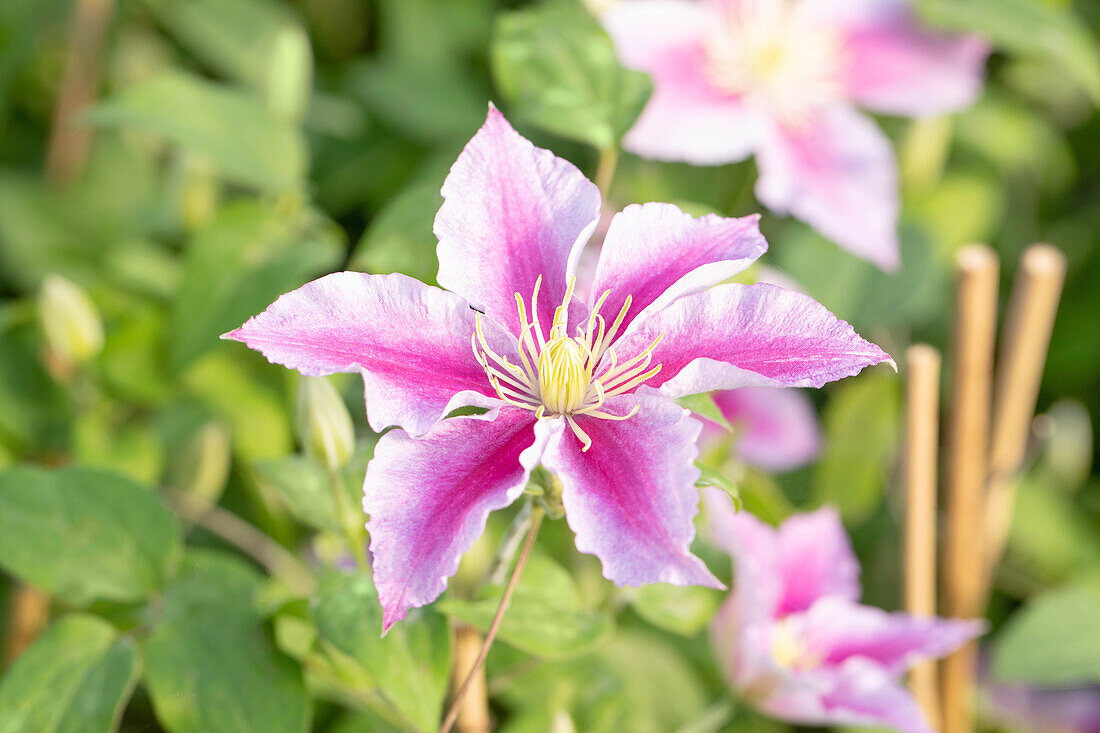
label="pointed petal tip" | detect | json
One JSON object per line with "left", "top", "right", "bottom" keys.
{"left": 220, "top": 327, "right": 244, "bottom": 342}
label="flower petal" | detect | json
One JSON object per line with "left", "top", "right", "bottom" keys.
{"left": 225, "top": 271, "right": 510, "bottom": 436}
{"left": 775, "top": 508, "right": 861, "bottom": 614}
{"left": 362, "top": 408, "right": 548, "bottom": 632}
{"left": 591, "top": 203, "right": 767, "bottom": 335}
{"left": 808, "top": 0, "right": 989, "bottom": 116}
{"left": 801, "top": 596, "right": 985, "bottom": 675}
{"left": 434, "top": 106, "right": 601, "bottom": 333}
{"left": 712, "top": 387, "right": 822, "bottom": 471}
{"left": 755, "top": 106, "right": 900, "bottom": 270}
{"left": 703, "top": 489, "right": 782, "bottom": 624}
{"left": 760, "top": 659, "right": 936, "bottom": 733}
{"left": 602, "top": 0, "right": 761, "bottom": 164}
{"left": 542, "top": 391, "right": 722, "bottom": 589}
{"left": 618, "top": 282, "right": 893, "bottom": 397}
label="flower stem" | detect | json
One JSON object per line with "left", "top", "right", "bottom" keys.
{"left": 166, "top": 491, "right": 316, "bottom": 596}
{"left": 326, "top": 463, "right": 369, "bottom": 571}
{"left": 594, "top": 145, "right": 619, "bottom": 198}
{"left": 439, "top": 505, "right": 544, "bottom": 733}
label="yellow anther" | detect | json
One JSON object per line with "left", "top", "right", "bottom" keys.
{"left": 538, "top": 336, "right": 591, "bottom": 414}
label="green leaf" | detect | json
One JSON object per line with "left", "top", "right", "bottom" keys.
{"left": 677, "top": 393, "right": 731, "bottom": 431}
{"left": 170, "top": 200, "right": 343, "bottom": 370}
{"left": 0, "top": 615, "right": 140, "bottom": 733}
{"left": 143, "top": 549, "right": 310, "bottom": 733}
{"left": 85, "top": 70, "right": 308, "bottom": 190}
{"left": 437, "top": 554, "right": 612, "bottom": 658}
{"left": 492, "top": 1, "right": 653, "bottom": 149}
{"left": 694, "top": 462, "right": 740, "bottom": 511}
{"left": 349, "top": 179, "right": 442, "bottom": 285}
{"left": 992, "top": 580, "right": 1100, "bottom": 685}
{"left": 0, "top": 466, "right": 180, "bottom": 604}
{"left": 918, "top": 0, "right": 1100, "bottom": 105}
{"left": 253, "top": 455, "right": 336, "bottom": 531}
{"left": 630, "top": 583, "right": 724, "bottom": 637}
{"left": 812, "top": 373, "right": 900, "bottom": 524}
{"left": 312, "top": 571, "right": 451, "bottom": 733}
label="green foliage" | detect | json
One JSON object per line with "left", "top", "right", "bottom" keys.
{"left": 629, "top": 584, "right": 724, "bottom": 637}
{"left": 86, "top": 71, "right": 308, "bottom": 191}
{"left": 812, "top": 374, "right": 901, "bottom": 524}
{"left": 918, "top": 0, "right": 1100, "bottom": 104}
{"left": 0, "top": 615, "right": 139, "bottom": 733}
{"left": 438, "top": 554, "right": 612, "bottom": 658}
{"left": 492, "top": 0, "right": 652, "bottom": 149}
{"left": 313, "top": 571, "right": 451, "bottom": 733}
{"left": 143, "top": 550, "right": 311, "bottom": 733}
{"left": 992, "top": 579, "right": 1100, "bottom": 685}
{"left": 0, "top": 466, "right": 180, "bottom": 604}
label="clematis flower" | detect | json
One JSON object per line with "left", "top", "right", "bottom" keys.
{"left": 601, "top": 0, "right": 990, "bottom": 270}
{"left": 700, "top": 387, "right": 822, "bottom": 471}
{"left": 706, "top": 494, "right": 984, "bottom": 732}
{"left": 226, "top": 107, "right": 891, "bottom": 631}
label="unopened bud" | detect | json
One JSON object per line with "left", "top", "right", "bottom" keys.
{"left": 37, "top": 275, "right": 104, "bottom": 367}
{"left": 296, "top": 376, "right": 354, "bottom": 471}
{"left": 169, "top": 422, "right": 232, "bottom": 503}
{"left": 263, "top": 25, "right": 312, "bottom": 123}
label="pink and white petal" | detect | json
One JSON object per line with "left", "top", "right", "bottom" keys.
{"left": 803, "top": 0, "right": 989, "bottom": 116}
{"left": 591, "top": 203, "right": 767, "bottom": 334}
{"left": 759, "top": 659, "right": 936, "bottom": 733}
{"left": 602, "top": 1, "right": 761, "bottom": 165}
{"left": 801, "top": 597, "right": 986, "bottom": 675}
{"left": 755, "top": 106, "right": 900, "bottom": 270}
{"left": 224, "top": 271, "right": 511, "bottom": 436}
{"left": 542, "top": 391, "right": 722, "bottom": 589}
{"left": 434, "top": 106, "right": 601, "bottom": 333}
{"left": 616, "top": 282, "right": 893, "bottom": 397}
{"left": 713, "top": 387, "right": 822, "bottom": 471}
{"left": 363, "top": 408, "right": 549, "bottom": 632}
{"left": 703, "top": 488, "right": 782, "bottom": 624}
{"left": 775, "top": 508, "right": 861, "bottom": 614}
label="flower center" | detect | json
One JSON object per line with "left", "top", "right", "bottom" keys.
{"left": 472, "top": 276, "right": 664, "bottom": 451}
{"left": 770, "top": 618, "right": 821, "bottom": 671}
{"left": 703, "top": 0, "right": 844, "bottom": 126}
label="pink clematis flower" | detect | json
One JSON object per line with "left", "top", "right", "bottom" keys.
{"left": 601, "top": 0, "right": 990, "bottom": 270}
{"left": 227, "top": 107, "right": 892, "bottom": 631}
{"left": 707, "top": 494, "right": 985, "bottom": 732}
{"left": 701, "top": 387, "right": 822, "bottom": 471}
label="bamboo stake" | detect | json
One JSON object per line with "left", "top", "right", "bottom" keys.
{"left": 44, "top": 0, "right": 117, "bottom": 183}
{"left": 451, "top": 626, "right": 491, "bottom": 733}
{"left": 904, "top": 344, "right": 943, "bottom": 728}
{"left": 982, "top": 245, "right": 1067, "bottom": 593}
{"left": 2, "top": 586, "right": 50, "bottom": 668}
{"left": 942, "top": 245, "right": 999, "bottom": 733}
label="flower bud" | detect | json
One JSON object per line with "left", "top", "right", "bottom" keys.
{"left": 295, "top": 376, "right": 354, "bottom": 471}
{"left": 263, "top": 25, "right": 312, "bottom": 123}
{"left": 169, "top": 422, "right": 232, "bottom": 503}
{"left": 37, "top": 274, "right": 104, "bottom": 367}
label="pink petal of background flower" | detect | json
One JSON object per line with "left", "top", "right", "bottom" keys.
{"left": 708, "top": 387, "right": 822, "bottom": 471}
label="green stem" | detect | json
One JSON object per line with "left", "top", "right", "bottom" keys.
{"left": 326, "top": 463, "right": 368, "bottom": 571}
{"left": 595, "top": 144, "right": 620, "bottom": 199}
{"left": 439, "top": 505, "right": 544, "bottom": 733}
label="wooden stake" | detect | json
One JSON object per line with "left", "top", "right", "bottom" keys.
{"left": 44, "top": 0, "right": 117, "bottom": 183}
{"left": 983, "top": 245, "right": 1066, "bottom": 593}
{"left": 2, "top": 585, "right": 50, "bottom": 668}
{"left": 904, "top": 344, "right": 942, "bottom": 728}
{"left": 942, "top": 245, "right": 999, "bottom": 733}
{"left": 451, "top": 626, "right": 491, "bottom": 733}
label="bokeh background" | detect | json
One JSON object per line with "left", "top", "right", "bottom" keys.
{"left": 0, "top": 0, "right": 1097, "bottom": 731}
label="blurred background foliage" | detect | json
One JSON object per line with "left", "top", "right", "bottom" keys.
{"left": 0, "top": 0, "right": 1097, "bottom": 731}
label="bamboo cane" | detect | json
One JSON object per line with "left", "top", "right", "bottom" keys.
{"left": 942, "top": 245, "right": 999, "bottom": 733}
{"left": 451, "top": 626, "right": 492, "bottom": 733}
{"left": 982, "top": 245, "right": 1067, "bottom": 593}
{"left": 904, "top": 344, "right": 943, "bottom": 728}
